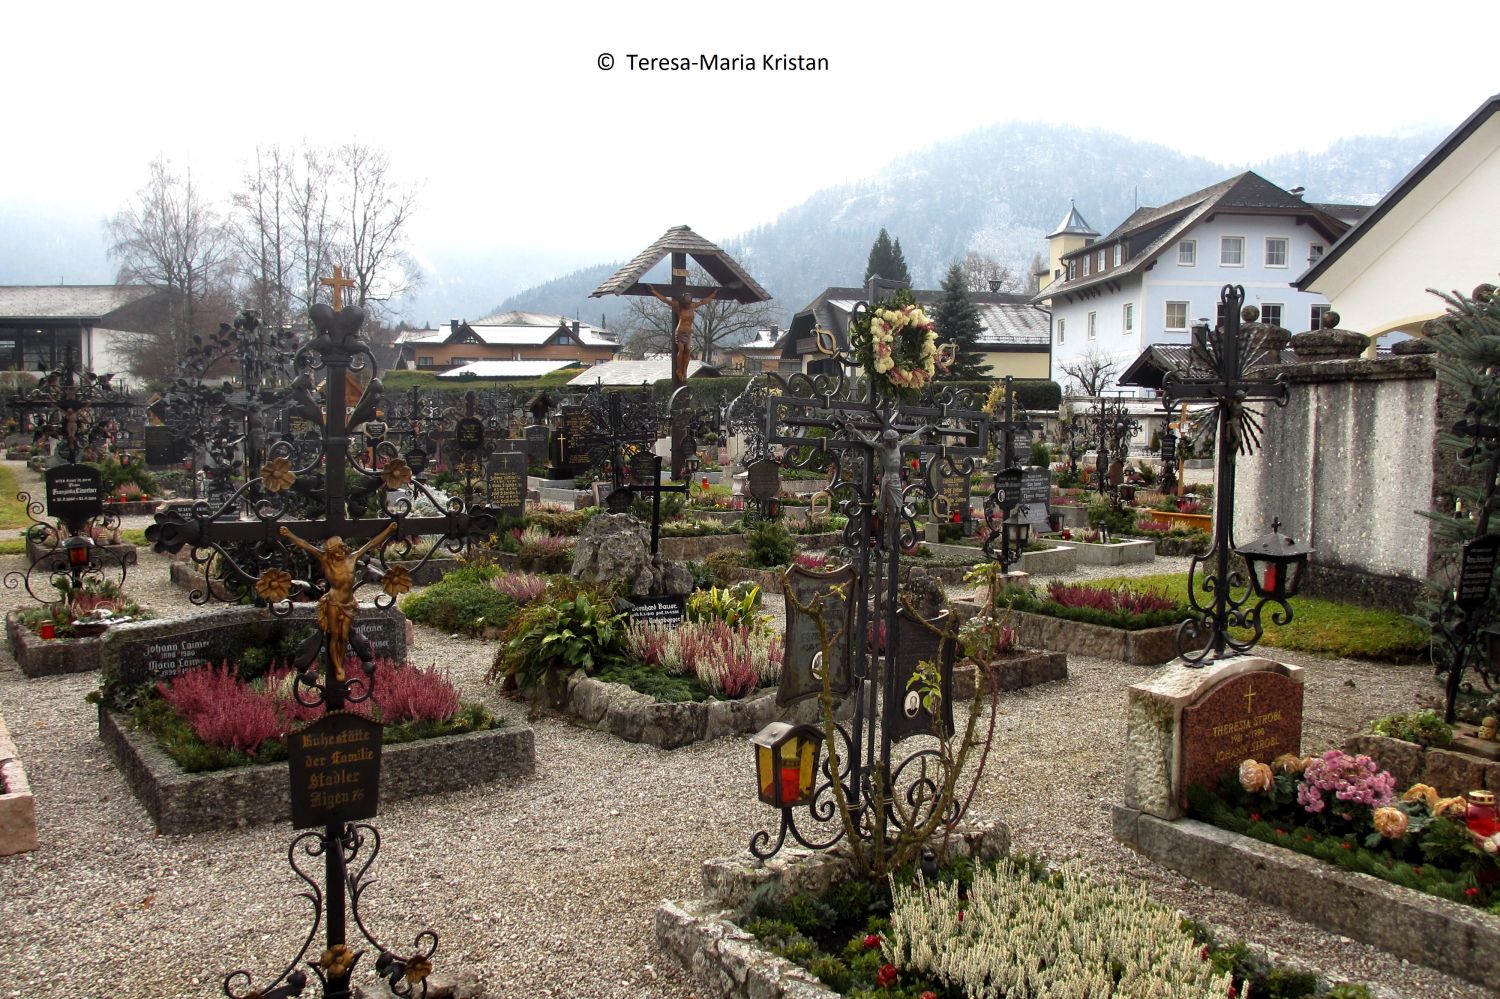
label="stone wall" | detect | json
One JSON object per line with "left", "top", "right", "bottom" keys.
{"left": 1234, "top": 355, "right": 1442, "bottom": 609}
{"left": 0, "top": 709, "right": 37, "bottom": 856}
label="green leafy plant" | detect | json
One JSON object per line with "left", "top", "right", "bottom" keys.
{"left": 744, "top": 518, "right": 796, "bottom": 568}
{"left": 1371, "top": 709, "right": 1454, "bottom": 748}
{"left": 493, "top": 590, "right": 628, "bottom": 694}
{"left": 400, "top": 563, "right": 519, "bottom": 637}
{"left": 1085, "top": 495, "right": 1139, "bottom": 535}
{"left": 686, "top": 583, "right": 765, "bottom": 630}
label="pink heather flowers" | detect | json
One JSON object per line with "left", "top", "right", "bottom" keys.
{"left": 1296, "top": 749, "right": 1396, "bottom": 815}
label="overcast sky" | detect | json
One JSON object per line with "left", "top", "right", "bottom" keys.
{"left": 6, "top": 0, "right": 1496, "bottom": 268}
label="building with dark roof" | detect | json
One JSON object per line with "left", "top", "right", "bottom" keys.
{"left": 1295, "top": 93, "right": 1500, "bottom": 350}
{"left": 1034, "top": 173, "right": 1365, "bottom": 391}
{"left": 781, "top": 285, "right": 1052, "bottom": 379}
{"left": 0, "top": 285, "right": 167, "bottom": 375}
{"left": 394, "top": 312, "right": 620, "bottom": 372}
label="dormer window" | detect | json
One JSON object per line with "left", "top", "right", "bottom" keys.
{"left": 1083, "top": 256, "right": 1092, "bottom": 277}
{"left": 1067, "top": 260, "right": 1076, "bottom": 280}
{"left": 1113, "top": 245, "right": 1122, "bottom": 267}
{"left": 1097, "top": 249, "right": 1106, "bottom": 271}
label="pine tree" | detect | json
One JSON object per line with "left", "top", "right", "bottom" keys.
{"left": 932, "top": 263, "right": 990, "bottom": 379}
{"left": 864, "top": 228, "right": 912, "bottom": 285}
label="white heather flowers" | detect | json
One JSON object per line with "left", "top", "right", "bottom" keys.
{"left": 884, "top": 859, "right": 1236, "bottom": 998}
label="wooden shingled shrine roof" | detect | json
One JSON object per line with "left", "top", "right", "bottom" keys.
{"left": 590, "top": 225, "right": 771, "bottom": 304}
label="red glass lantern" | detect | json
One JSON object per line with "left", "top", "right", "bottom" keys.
{"left": 1235, "top": 520, "right": 1315, "bottom": 600}
{"left": 750, "top": 722, "right": 824, "bottom": 809}
{"left": 64, "top": 536, "right": 92, "bottom": 567}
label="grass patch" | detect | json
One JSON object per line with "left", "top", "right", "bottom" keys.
{"left": 0, "top": 466, "right": 30, "bottom": 529}
{"left": 1086, "top": 571, "right": 1427, "bottom": 662}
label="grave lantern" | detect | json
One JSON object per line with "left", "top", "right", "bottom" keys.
{"left": 1234, "top": 520, "right": 1315, "bottom": 601}
{"left": 63, "top": 534, "right": 92, "bottom": 568}
{"left": 1005, "top": 514, "right": 1031, "bottom": 553}
{"left": 750, "top": 722, "right": 823, "bottom": 809}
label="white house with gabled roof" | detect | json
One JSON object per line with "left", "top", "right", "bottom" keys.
{"left": 1034, "top": 173, "right": 1365, "bottom": 392}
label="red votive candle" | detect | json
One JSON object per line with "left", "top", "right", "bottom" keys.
{"left": 780, "top": 766, "right": 801, "bottom": 804}
{"left": 1467, "top": 790, "right": 1498, "bottom": 838}
{"left": 1264, "top": 564, "right": 1279, "bottom": 593}
{"left": 39, "top": 623, "right": 56, "bottom": 640}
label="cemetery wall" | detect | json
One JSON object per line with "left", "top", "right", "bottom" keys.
{"left": 1234, "top": 355, "right": 1440, "bottom": 609}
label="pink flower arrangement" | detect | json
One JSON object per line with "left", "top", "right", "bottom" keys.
{"left": 626, "top": 620, "right": 783, "bottom": 698}
{"left": 1295, "top": 749, "right": 1395, "bottom": 815}
{"left": 792, "top": 552, "right": 829, "bottom": 571}
{"left": 492, "top": 571, "right": 549, "bottom": 604}
{"left": 1044, "top": 581, "right": 1177, "bottom": 616}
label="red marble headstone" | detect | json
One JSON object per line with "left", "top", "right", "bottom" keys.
{"left": 1179, "top": 669, "right": 1302, "bottom": 803}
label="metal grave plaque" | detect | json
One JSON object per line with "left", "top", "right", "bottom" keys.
{"left": 778, "top": 563, "right": 855, "bottom": 706}
{"left": 287, "top": 711, "right": 383, "bottom": 829}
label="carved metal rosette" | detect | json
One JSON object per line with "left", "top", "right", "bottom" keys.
{"left": 223, "top": 824, "right": 435, "bottom": 999}
{"left": 2, "top": 490, "right": 130, "bottom": 608}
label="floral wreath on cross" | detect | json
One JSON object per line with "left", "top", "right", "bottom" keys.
{"left": 850, "top": 289, "right": 954, "bottom": 399}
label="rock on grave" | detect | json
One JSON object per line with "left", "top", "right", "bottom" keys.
{"left": 1123, "top": 656, "right": 1303, "bottom": 820}
{"left": 571, "top": 513, "right": 653, "bottom": 594}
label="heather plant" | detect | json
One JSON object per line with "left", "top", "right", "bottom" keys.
{"left": 883, "top": 859, "right": 1237, "bottom": 998}
{"left": 625, "top": 619, "right": 783, "bottom": 698}
{"left": 401, "top": 562, "right": 518, "bottom": 637}
{"left": 1045, "top": 580, "right": 1177, "bottom": 615}
{"left": 524, "top": 504, "right": 596, "bottom": 536}
{"left": 792, "top": 552, "right": 830, "bottom": 571}
{"left": 1005, "top": 580, "right": 1190, "bottom": 632}
{"left": 491, "top": 571, "right": 549, "bottom": 605}
{"left": 516, "top": 526, "right": 574, "bottom": 563}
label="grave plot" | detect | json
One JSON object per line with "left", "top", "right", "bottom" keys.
{"left": 0, "top": 707, "right": 37, "bottom": 856}
{"left": 1110, "top": 286, "right": 1500, "bottom": 990}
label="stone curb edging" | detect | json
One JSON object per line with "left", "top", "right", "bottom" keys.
{"left": 98, "top": 705, "right": 535, "bottom": 835}
{"left": 952, "top": 651, "right": 1068, "bottom": 698}
{"left": 656, "top": 822, "right": 1010, "bottom": 998}
{"left": 561, "top": 674, "right": 821, "bottom": 750}
{"left": 24, "top": 537, "right": 138, "bottom": 567}
{"left": 5, "top": 610, "right": 105, "bottom": 677}
{"left": 1044, "top": 537, "right": 1156, "bottom": 566}
{"left": 1009, "top": 609, "right": 1198, "bottom": 666}
{"left": 1343, "top": 733, "right": 1500, "bottom": 799}
{"left": 1112, "top": 806, "right": 1500, "bottom": 989}
{"left": 0, "top": 709, "right": 38, "bottom": 856}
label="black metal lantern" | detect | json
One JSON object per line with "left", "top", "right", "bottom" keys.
{"left": 1234, "top": 520, "right": 1315, "bottom": 600}
{"left": 63, "top": 534, "right": 93, "bottom": 568}
{"left": 684, "top": 450, "right": 701, "bottom": 475}
{"left": 750, "top": 722, "right": 824, "bottom": 809}
{"left": 1005, "top": 516, "right": 1031, "bottom": 553}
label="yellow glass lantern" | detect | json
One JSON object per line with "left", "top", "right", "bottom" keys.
{"left": 750, "top": 722, "right": 823, "bottom": 809}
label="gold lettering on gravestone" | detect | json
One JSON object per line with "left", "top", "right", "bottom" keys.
{"left": 1179, "top": 670, "right": 1302, "bottom": 804}
{"left": 288, "top": 712, "right": 383, "bottom": 828}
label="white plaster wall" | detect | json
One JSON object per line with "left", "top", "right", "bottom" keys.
{"left": 1234, "top": 371, "right": 1438, "bottom": 581}
{"left": 1307, "top": 115, "right": 1500, "bottom": 339}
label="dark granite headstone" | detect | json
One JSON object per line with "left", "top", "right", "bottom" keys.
{"left": 1458, "top": 534, "right": 1500, "bottom": 609}
{"left": 484, "top": 451, "right": 527, "bottom": 520}
{"left": 107, "top": 604, "right": 410, "bottom": 687}
{"left": 605, "top": 487, "right": 633, "bottom": 514}
{"left": 144, "top": 426, "right": 180, "bottom": 468}
{"left": 455, "top": 416, "right": 485, "bottom": 453}
{"left": 778, "top": 563, "right": 855, "bottom": 707}
{"left": 628, "top": 594, "right": 685, "bottom": 626}
{"left": 886, "top": 608, "right": 955, "bottom": 743}
{"left": 44, "top": 464, "right": 104, "bottom": 527}
{"left": 287, "top": 711, "right": 383, "bottom": 829}
{"left": 1020, "top": 469, "right": 1051, "bottom": 530}
{"left": 559, "top": 406, "right": 590, "bottom": 467}
{"left": 523, "top": 425, "right": 550, "bottom": 464}
{"left": 1179, "top": 669, "right": 1303, "bottom": 802}
{"left": 1160, "top": 434, "right": 1177, "bottom": 466}
{"left": 930, "top": 465, "right": 971, "bottom": 522}
{"left": 747, "top": 459, "right": 781, "bottom": 504}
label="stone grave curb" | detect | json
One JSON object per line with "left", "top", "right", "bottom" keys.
{"left": 656, "top": 820, "right": 1010, "bottom": 999}
{"left": 391, "top": 557, "right": 463, "bottom": 587}
{"left": 562, "top": 675, "right": 822, "bottom": 750}
{"left": 952, "top": 651, "right": 1068, "bottom": 698}
{"left": 98, "top": 704, "right": 535, "bottom": 835}
{"left": 167, "top": 560, "right": 236, "bottom": 601}
{"left": 0, "top": 708, "right": 39, "bottom": 856}
{"left": 1045, "top": 537, "right": 1156, "bottom": 566}
{"left": 1112, "top": 806, "right": 1500, "bottom": 989}
{"left": 1050, "top": 504, "right": 1088, "bottom": 530}
{"left": 719, "top": 566, "right": 787, "bottom": 595}
{"left": 1343, "top": 733, "right": 1500, "bottom": 799}
{"left": 1009, "top": 609, "right": 1195, "bottom": 666}
{"left": 102, "top": 500, "right": 162, "bottom": 516}
{"left": 5, "top": 610, "right": 105, "bottom": 677}
{"left": 24, "top": 536, "right": 138, "bottom": 567}
{"left": 1140, "top": 534, "right": 1211, "bottom": 557}
{"left": 1020, "top": 545, "right": 1077, "bottom": 575}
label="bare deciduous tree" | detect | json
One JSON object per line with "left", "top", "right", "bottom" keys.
{"left": 618, "top": 266, "right": 779, "bottom": 366}
{"left": 335, "top": 143, "right": 421, "bottom": 314}
{"left": 230, "top": 146, "right": 296, "bottom": 330}
{"left": 959, "top": 251, "right": 1021, "bottom": 294}
{"left": 287, "top": 145, "right": 338, "bottom": 318}
{"left": 1059, "top": 349, "right": 1120, "bottom": 397}
{"left": 106, "top": 158, "right": 235, "bottom": 381}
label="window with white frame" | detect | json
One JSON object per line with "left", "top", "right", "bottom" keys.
{"left": 1057, "top": 318, "right": 1065, "bottom": 343}
{"left": 1178, "top": 240, "right": 1196, "bottom": 266}
{"left": 1220, "top": 236, "right": 1244, "bottom": 266}
{"left": 1265, "top": 237, "right": 1288, "bottom": 267}
{"left": 1260, "top": 303, "right": 1283, "bottom": 327}
{"left": 1165, "top": 301, "right": 1188, "bottom": 331}
{"left": 1087, "top": 312, "right": 1097, "bottom": 339}
{"left": 1113, "top": 244, "right": 1122, "bottom": 266}
{"left": 1309, "top": 243, "right": 1325, "bottom": 264}
{"left": 1083, "top": 256, "right": 1091, "bottom": 277}
{"left": 1097, "top": 249, "right": 1106, "bottom": 271}
{"left": 1067, "top": 260, "right": 1076, "bottom": 280}
{"left": 1123, "top": 302, "right": 1134, "bottom": 334}
{"left": 1311, "top": 303, "right": 1331, "bottom": 330}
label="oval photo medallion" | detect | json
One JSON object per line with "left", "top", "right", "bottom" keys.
{"left": 903, "top": 690, "right": 921, "bottom": 718}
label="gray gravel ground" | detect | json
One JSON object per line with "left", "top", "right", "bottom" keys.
{"left": 0, "top": 466, "right": 1485, "bottom": 998}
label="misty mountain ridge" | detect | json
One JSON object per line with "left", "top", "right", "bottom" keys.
{"left": 498, "top": 122, "right": 1445, "bottom": 328}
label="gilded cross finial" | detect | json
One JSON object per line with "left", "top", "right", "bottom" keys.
{"left": 320, "top": 266, "right": 356, "bottom": 311}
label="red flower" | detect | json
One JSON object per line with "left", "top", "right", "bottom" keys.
{"left": 1274, "top": 828, "right": 1287, "bottom": 836}
{"left": 920, "top": 993, "right": 938, "bottom": 999}
{"left": 1465, "top": 887, "right": 1481, "bottom": 897}
{"left": 957, "top": 910, "right": 965, "bottom": 922}
{"left": 1228, "top": 985, "right": 1239, "bottom": 998}
{"left": 876, "top": 963, "right": 899, "bottom": 988}
{"left": 1248, "top": 812, "right": 1260, "bottom": 822}
{"left": 863, "top": 933, "right": 881, "bottom": 950}
{"left": 1340, "top": 842, "right": 1353, "bottom": 850}
{"left": 1200, "top": 945, "right": 1210, "bottom": 961}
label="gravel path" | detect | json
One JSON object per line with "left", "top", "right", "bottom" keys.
{"left": 0, "top": 470, "right": 1483, "bottom": 998}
